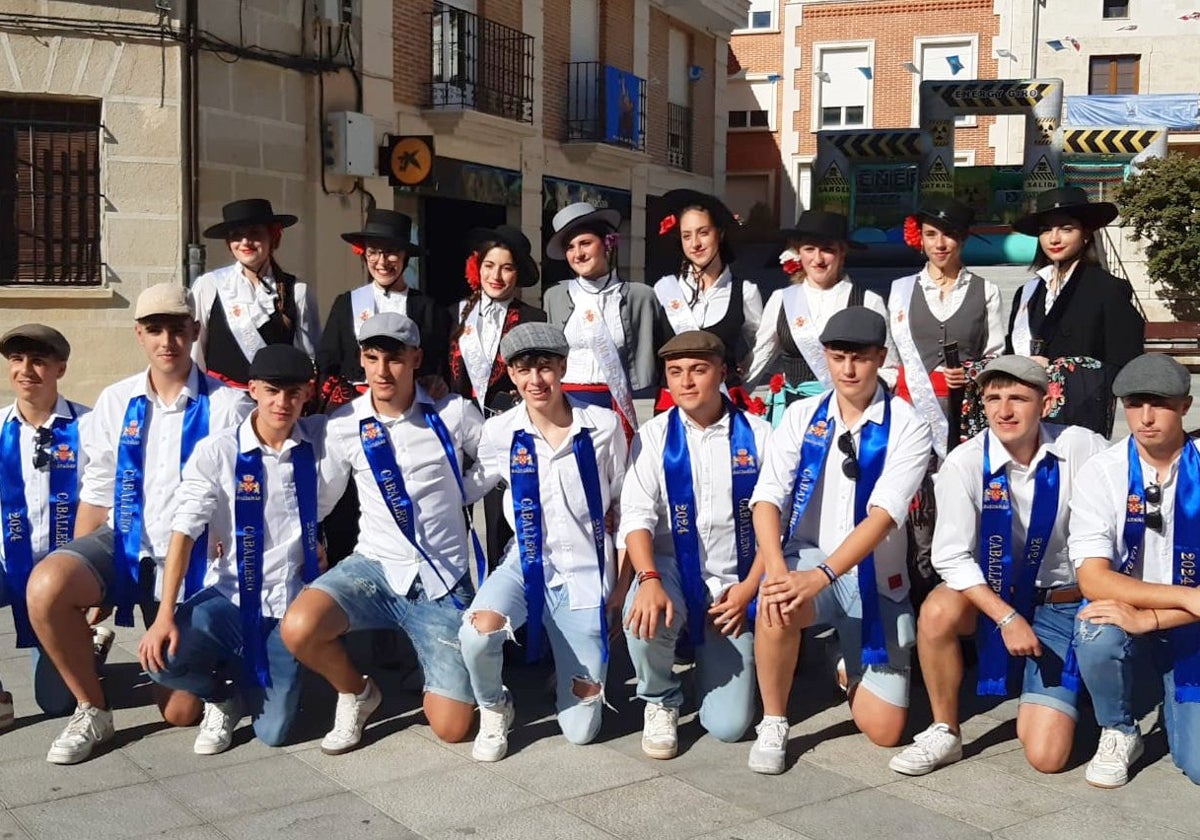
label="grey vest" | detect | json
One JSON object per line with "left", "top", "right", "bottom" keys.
{"left": 908, "top": 275, "right": 987, "bottom": 372}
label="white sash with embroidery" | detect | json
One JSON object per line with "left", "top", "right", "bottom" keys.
{"left": 566, "top": 279, "right": 638, "bottom": 430}
{"left": 780, "top": 285, "right": 831, "bottom": 386}
{"left": 888, "top": 273, "right": 949, "bottom": 459}
{"left": 457, "top": 299, "right": 494, "bottom": 410}
{"left": 219, "top": 269, "right": 272, "bottom": 367}
{"left": 350, "top": 284, "right": 376, "bottom": 339}
{"left": 1009, "top": 278, "right": 1042, "bottom": 356}
{"left": 654, "top": 275, "right": 701, "bottom": 335}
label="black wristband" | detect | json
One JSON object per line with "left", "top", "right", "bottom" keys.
{"left": 817, "top": 562, "right": 838, "bottom": 584}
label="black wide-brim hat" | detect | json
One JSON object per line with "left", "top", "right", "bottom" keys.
{"left": 203, "top": 198, "right": 298, "bottom": 239}
{"left": 659, "top": 189, "right": 737, "bottom": 232}
{"left": 468, "top": 224, "right": 540, "bottom": 288}
{"left": 1012, "top": 186, "right": 1119, "bottom": 237}
{"left": 341, "top": 209, "right": 423, "bottom": 253}
{"left": 913, "top": 195, "right": 978, "bottom": 237}
{"left": 780, "top": 210, "right": 866, "bottom": 250}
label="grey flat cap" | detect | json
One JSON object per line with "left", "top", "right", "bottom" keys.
{"left": 501, "top": 323, "right": 570, "bottom": 362}
{"left": 0, "top": 324, "right": 70, "bottom": 360}
{"left": 1113, "top": 353, "right": 1191, "bottom": 399}
{"left": 819, "top": 306, "right": 887, "bottom": 348}
{"left": 358, "top": 312, "right": 421, "bottom": 348}
{"left": 976, "top": 355, "right": 1049, "bottom": 392}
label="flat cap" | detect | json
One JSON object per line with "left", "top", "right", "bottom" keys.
{"left": 134, "top": 283, "right": 193, "bottom": 320}
{"left": 501, "top": 323, "right": 570, "bottom": 362}
{"left": 658, "top": 329, "right": 726, "bottom": 360}
{"left": 976, "top": 355, "right": 1049, "bottom": 392}
{"left": 0, "top": 324, "right": 70, "bottom": 360}
{"left": 819, "top": 306, "right": 887, "bottom": 348}
{"left": 1112, "top": 353, "right": 1191, "bottom": 399}
{"left": 358, "top": 312, "right": 421, "bottom": 348}
{"left": 248, "top": 344, "right": 314, "bottom": 385}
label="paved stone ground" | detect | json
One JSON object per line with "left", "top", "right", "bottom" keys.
{"left": 4, "top": 264, "right": 1200, "bottom": 839}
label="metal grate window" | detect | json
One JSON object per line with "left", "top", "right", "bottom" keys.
{"left": 428, "top": 2, "right": 535, "bottom": 123}
{"left": 566, "top": 62, "right": 647, "bottom": 151}
{"left": 0, "top": 97, "right": 102, "bottom": 286}
{"left": 667, "top": 102, "right": 692, "bottom": 170}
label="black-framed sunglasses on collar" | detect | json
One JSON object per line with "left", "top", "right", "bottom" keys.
{"left": 32, "top": 426, "right": 54, "bottom": 470}
{"left": 837, "top": 431, "right": 859, "bottom": 481}
{"left": 1144, "top": 483, "right": 1163, "bottom": 532}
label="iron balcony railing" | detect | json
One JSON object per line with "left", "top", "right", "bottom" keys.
{"left": 428, "top": 2, "right": 534, "bottom": 124}
{"left": 667, "top": 102, "right": 692, "bottom": 170}
{"left": 566, "top": 61, "right": 647, "bottom": 152}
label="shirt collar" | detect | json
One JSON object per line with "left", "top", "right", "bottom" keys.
{"left": 354, "top": 385, "right": 434, "bottom": 426}
{"left": 576, "top": 272, "right": 620, "bottom": 295}
{"left": 237, "top": 411, "right": 307, "bottom": 455}
{"left": 985, "top": 424, "right": 1065, "bottom": 474}
{"left": 5, "top": 396, "right": 74, "bottom": 428}
{"left": 1036, "top": 261, "right": 1079, "bottom": 286}
{"left": 829, "top": 384, "right": 886, "bottom": 433}
{"left": 135, "top": 364, "right": 201, "bottom": 409}
{"left": 679, "top": 404, "right": 732, "bottom": 434}
{"left": 803, "top": 276, "right": 850, "bottom": 295}
{"left": 918, "top": 267, "right": 971, "bottom": 291}
{"left": 514, "top": 394, "right": 596, "bottom": 439}
{"left": 680, "top": 266, "right": 732, "bottom": 294}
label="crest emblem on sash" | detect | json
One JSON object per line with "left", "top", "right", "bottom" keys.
{"left": 1127, "top": 494, "right": 1143, "bottom": 515}
{"left": 732, "top": 448, "right": 754, "bottom": 468}
{"left": 359, "top": 309, "right": 371, "bottom": 323}
{"left": 794, "top": 315, "right": 807, "bottom": 328}
{"left": 231, "top": 305, "right": 243, "bottom": 318}
{"left": 986, "top": 481, "right": 1008, "bottom": 503}
{"left": 669, "top": 299, "right": 682, "bottom": 311}
{"left": 53, "top": 444, "right": 75, "bottom": 464}
{"left": 897, "top": 310, "right": 906, "bottom": 323}
{"left": 122, "top": 419, "right": 140, "bottom": 439}
{"left": 585, "top": 309, "right": 597, "bottom": 323}
{"left": 362, "top": 422, "right": 383, "bottom": 440}
{"left": 238, "top": 474, "right": 261, "bottom": 494}
{"left": 807, "top": 419, "right": 829, "bottom": 438}
{"left": 463, "top": 324, "right": 473, "bottom": 336}
{"left": 512, "top": 446, "right": 533, "bottom": 468}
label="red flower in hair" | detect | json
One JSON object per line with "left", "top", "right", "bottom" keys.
{"left": 903, "top": 215, "right": 923, "bottom": 251}
{"left": 781, "top": 259, "right": 802, "bottom": 276}
{"left": 769, "top": 373, "right": 786, "bottom": 394}
{"left": 351, "top": 243, "right": 365, "bottom": 256}
{"left": 746, "top": 396, "right": 768, "bottom": 416}
{"left": 465, "top": 253, "right": 481, "bottom": 290}
{"left": 659, "top": 214, "right": 678, "bottom": 235}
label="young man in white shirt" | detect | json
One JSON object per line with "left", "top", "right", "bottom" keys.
{"left": 889, "top": 356, "right": 1107, "bottom": 777}
{"left": 137, "top": 345, "right": 324, "bottom": 754}
{"left": 459, "top": 323, "right": 626, "bottom": 762}
{"left": 1070, "top": 353, "right": 1200, "bottom": 788}
{"left": 621, "top": 330, "right": 771, "bottom": 759}
{"left": 0, "top": 325, "right": 89, "bottom": 729}
{"left": 748, "top": 307, "right": 932, "bottom": 774}
{"left": 25, "top": 283, "right": 252, "bottom": 765}
{"left": 281, "top": 312, "right": 485, "bottom": 755}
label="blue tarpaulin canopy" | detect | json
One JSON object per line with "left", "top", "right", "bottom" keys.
{"left": 1065, "top": 93, "right": 1199, "bottom": 129}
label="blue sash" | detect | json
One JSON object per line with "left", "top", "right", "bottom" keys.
{"left": 0, "top": 406, "right": 81, "bottom": 647}
{"left": 663, "top": 403, "right": 759, "bottom": 645}
{"left": 1105, "top": 438, "right": 1200, "bottom": 702}
{"left": 975, "top": 433, "right": 1060, "bottom": 696}
{"left": 509, "top": 426, "right": 610, "bottom": 663}
{"left": 358, "top": 412, "right": 465, "bottom": 608}
{"left": 234, "top": 440, "right": 320, "bottom": 688}
{"left": 421, "top": 404, "right": 487, "bottom": 584}
{"left": 112, "top": 376, "right": 210, "bottom": 626}
{"left": 784, "top": 391, "right": 892, "bottom": 667}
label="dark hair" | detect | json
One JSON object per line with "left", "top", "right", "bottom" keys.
{"left": 506, "top": 352, "right": 566, "bottom": 368}
{"left": 1028, "top": 214, "right": 1102, "bottom": 271}
{"left": 359, "top": 336, "right": 410, "bottom": 354}
{"left": 450, "top": 237, "right": 509, "bottom": 346}
{"left": 564, "top": 221, "right": 616, "bottom": 243}
{"left": 675, "top": 204, "right": 736, "bottom": 281}
{"left": 823, "top": 340, "right": 883, "bottom": 353}
{"left": 980, "top": 372, "right": 1047, "bottom": 396}
{"left": 918, "top": 218, "right": 970, "bottom": 243}
{"left": 2, "top": 337, "right": 62, "bottom": 359}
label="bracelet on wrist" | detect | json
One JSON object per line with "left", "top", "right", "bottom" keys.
{"left": 1152, "top": 609, "right": 1161, "bottom": 632}
{"left": 997, "top": 609, "right": 1019, "bottom": 628}
{"left": 816, "top": 563, "right": 838, "bottom": 585}
{"left": 636, "top": 570, "right": 662, "bottom": 585}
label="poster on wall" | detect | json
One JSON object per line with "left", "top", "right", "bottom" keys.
{"left": 604, "top": 66, "right": 642, "bottom": 147}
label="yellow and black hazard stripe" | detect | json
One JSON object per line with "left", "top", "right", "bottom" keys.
{"left": 1062, "top": 128, "right": 1162, "bottom": 155}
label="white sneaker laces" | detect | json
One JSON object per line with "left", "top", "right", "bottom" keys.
{"left": 200, "top": 702, "right": 230, "bottom": 736}
{"left": 645, "top": 706, "right": 675, "bottom": 739}
{"left": 478, "top": 705, "right": 508, "bottom": 740}
{"left": 60, "top": 707, "right": 96, "bottom": 742}
{"left": 756, "top": 719, "right": 788, "bottom": 750}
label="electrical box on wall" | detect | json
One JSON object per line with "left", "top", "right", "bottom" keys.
{"left": 326, "top": 111, "right": 376, "bottom": 177}
{"left": 316, "top": 0, "right": 353, "bottom": 25}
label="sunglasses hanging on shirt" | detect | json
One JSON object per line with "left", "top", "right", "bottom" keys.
{"left": 32, "top": 426, "right": 54, "bottom": 470}
{"left": 1144, "top": 483, "right": 1163, "bottom": 532}
{"left": 838, "top": 431, "right": 860, "bottom": 481}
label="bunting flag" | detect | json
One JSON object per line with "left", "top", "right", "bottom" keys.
{"left": 1046, "top": 39, "right": 1066, "bottom": 51}
{"left": 902, "top": 61, "right": 920, "bottom": 74}
{"left": 946, "top": 55, "right": 964, "bottom": 75}
{"left": 814, "top": 71, "right": 831, "bottom": 82}
{"left": 1117, "top": 24, "right": 1138, "bottom": 30}
{"left": 1067, "top": 37, "right": 1081, "bottom": 51}
{"left": 857, "top": 66, "right": 873, "bottom": 80}
{"left": 1180, "top": 11, "right": 1200, "bottom": 20}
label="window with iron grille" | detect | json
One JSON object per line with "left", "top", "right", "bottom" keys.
{"left": 0, "top": 96, "right": 102, "bottom": 286}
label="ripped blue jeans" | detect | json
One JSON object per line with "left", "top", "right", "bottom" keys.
{"left": 1075, "top": 617, "right": 1200, "bottom": 784}
{"left": 309, "top": 554, "right": 475, "bottom": 704}
{"left": 458, "top": 553, "right": 607, "bottom": 745}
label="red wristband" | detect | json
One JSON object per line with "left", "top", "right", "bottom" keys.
{"left": 637, "top": 570, "right": 662, "bottom": 585}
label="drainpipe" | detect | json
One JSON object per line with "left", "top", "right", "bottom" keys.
{"left": 181, "top": 0, "right": 204, "bottom": 286}
{"left": 1030, "top": 0, "right": 1041, "bottom": 78}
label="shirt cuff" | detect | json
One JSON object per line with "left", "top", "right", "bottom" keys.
{"left": 1070, "top": 539, "right": 1116, "bottom": 568}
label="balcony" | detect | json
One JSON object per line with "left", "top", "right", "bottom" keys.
{"left": 667, "top": 102, "right": 693, "bottom": 171}
{"left": 654, "top": 0, "right": 748, "bottom": 34}
{"left": 564, "top": 62, "right": 649, "bottom": 170}
{"left": 423, "top": 3, "right": 536, "bottom": 144}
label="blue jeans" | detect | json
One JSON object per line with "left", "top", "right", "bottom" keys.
{"left": 147, "top": 588, "right": 301, "bottom": 747}
{"left": 458, "top": 554, "right": 607, "bottom": 745}
{"left": 0, "top": 565, "right": 74, "bottom": 716}
{"left": 1075, "top": 618, "right": 1200, "bottom": 784}
{"left": 623, "top": 556, "right": 756, "bottom": 743}
{"left": 310, "top": 554, "right": 475, "bottom": 704}
{"left": 1019, "top": 601, "right": 1083, "bottom": 720}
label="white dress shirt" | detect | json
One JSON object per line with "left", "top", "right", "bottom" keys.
{"left": 747, "top": 278, "right": 900, "bottom": 386}
{"left": 0, "top": 397, "right": 92, "bottom": 569}
{"left": 373, "top": 282, "right": 409, "bottom": 316}
{"left": 171, "top": 414, "right": 327, "bottom": 618}
{"left": 659, "top": 268, "right": 765, "bottom": 354}
{"left": 319, "top": 388, "right": 485, "bottom": 600}
{"left": 190, "top": 262, "right": 321, "bottom": 368}
{"left": 564, "top": 274, "right": 627, "bottom": 385}
{"left": 916, "top": 268, "right": 1006, "bottom": 358}
{"left": 473, "top": 397, "right": 627, "bottom": 609}
{"left": 750, "top": 385, "right": 932, "bottom": 601}
{"left": 1069, "top": 438, "right": 1200, "bottom": 585}
{"left": 933, "top": 424, "right": 1108, "bottom": 592}
{"left": 478, "top": 295, "right": 511, "bottom": 364}
{"left": 80, "top": 365, "right": 253, "bottom": 565}
{"left": 619, "top": 407, "right": 772, "bottom": 598}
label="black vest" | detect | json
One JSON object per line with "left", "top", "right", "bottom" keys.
{"left": 662, "top": 275, "right": 747, "bottom": 381}
{"left": 777, "top": 282, "right": 866, "bottom": 384}
{"left": 205, "top": 271, "right": 299, "bottom": 386}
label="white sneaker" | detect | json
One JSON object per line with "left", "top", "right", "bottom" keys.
{"left": 320, "top": 678, "right": 382, "bottom": 755}
{"left": 889, "top": 722, "right": 963, "bottom": 776}
{"left": 0, "top": 691, "right": 13, "bottom": 731}
{"left": 748, "top": 717, "right": 789, "bottom": 775}
{"left": 641, "top": 703, "right": 679, "bottom": 759}
{"left": 46, "top": 703, "right": 114, "bottom": 765}
{"left": 472, "top": 692, "right": 515, "bottom": 762}
{"left": 193, "top": 697, "right": 241, "bottom": 755}
{"left": 1086, "top": 727, "right": 1144, "bottom": 788}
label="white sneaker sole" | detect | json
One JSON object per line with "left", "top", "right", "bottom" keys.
{"left": 47, "top": 744, "right": 97, "bottom": 765}
{"left": 888, "top": 750, "right": 963, "bottom": 776}
{"left": 1086, "top": 740, "right": 1144, "bottom": 789}
{"left": 194, "top": 738, "right": 233, "bottom": 756}
{"left": 472, "top": 743, "right": 509, "bottom": 762}
{"left": 748, "top": 754, "right": 785, "bottom": 775}
{"left": 642, "top": 740, "right": 678, "bottom": 760}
